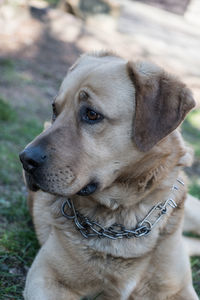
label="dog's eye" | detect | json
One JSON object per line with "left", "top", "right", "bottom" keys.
{"left": 52, "top": 102, "right": 57, "bottom": 122}
{"left": 87, "top": 109, "right": 101, "bottom": 121}
{"left": 80, "top": 107, "right": 104, "bottom": 124}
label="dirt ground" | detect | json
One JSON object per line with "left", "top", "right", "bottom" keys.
{"left": 0, "top": 0, "right": 200, "bottom": 108}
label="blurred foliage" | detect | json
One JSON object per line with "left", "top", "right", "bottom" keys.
{"left": 0, "top": 98, "right": 17, "bottom": 121}
{"left": 42, "top": 0, "right": 60, "bottom": 6}
{"left": 182, "top": 109, "right": 200, "bottom": 158}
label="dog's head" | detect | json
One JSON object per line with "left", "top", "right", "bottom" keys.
{"left": 19, "top": 52, "right": 195, "bottom": 197}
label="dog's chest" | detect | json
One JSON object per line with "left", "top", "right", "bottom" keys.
{"left": 84, "top": 251, "right": 147, "bottom": 300}
{"left": 121, "top": 279, "right": 137, "bottom": 300}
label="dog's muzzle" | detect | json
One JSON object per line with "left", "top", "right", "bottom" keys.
{"left": 19, "top": 146, "right": 47, "bottom": 173}
{"left": 19, "top": 146, "right": 47, "bottom": 191}
{"left": 19, "top": 146, "right": 98, "bottom": 196}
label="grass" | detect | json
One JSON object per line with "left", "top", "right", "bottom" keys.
{"left": 0, "top": 78, "right": 199, "bottom": 298}
{"left": 182, "top": 109, "right": 200, "bottom": 296}
{"left": 189, "top": 179, "right": 200, "bottom": 199}
{"left": 191, "top": 257, "right": 200, "bottom": 296}
{"left": 182, "top": 109, "right": 200, "bottom": 158}
{"left": 0, "top": 59, "right": 33, "bottom": 87}
{"left": 0, "top": 96, "right": 16, "bottom": 121}
{"left": 182, "top": 109, "right": 200, "bottom": 201}
{"left": 0, "top": 97, "right": 41, "bottom": 299}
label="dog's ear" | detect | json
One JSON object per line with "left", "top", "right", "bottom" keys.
{"left": 127, "top": 62, "right": 195, "bottom": 152}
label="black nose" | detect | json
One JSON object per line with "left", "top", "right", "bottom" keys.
{"left": 19, "top": 146, "right": 47, "bottom": 173}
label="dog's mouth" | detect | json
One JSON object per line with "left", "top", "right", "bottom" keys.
{"left": 77, "top": 182, "right": 98, "bottom": 196}
{"left": 25, "top": 171, "right": 98, "bottom": 196}
{"left": 24, "top": 172, "right": 41, "bottom": 192}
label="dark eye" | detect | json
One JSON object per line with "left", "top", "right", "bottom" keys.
{"left": 80, "top": 107, "right": 104, "bottom": 124}
{"left": 86, "top": 109, "right": 101, "bottom": 121}
{"left": 52, "top": 102, "right": 57, "bottom": 122}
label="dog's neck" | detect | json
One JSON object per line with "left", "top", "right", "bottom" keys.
{"left": 51, "top": 131, "right": 189, "bottom": 258}
{"left": 60, "top": 167, "right": 185, "bottom": 259}
{"left": 81, "top": 134, "right": 187, "bottom": 212}
{"left": 70, "top": 139, "right": 188, "bottom": 238}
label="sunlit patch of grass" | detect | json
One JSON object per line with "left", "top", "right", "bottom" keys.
{"left": 186, "top": 109, "right": 200, "bottom": 130}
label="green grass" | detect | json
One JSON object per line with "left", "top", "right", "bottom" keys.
{"left": 191, "top": 256, "right": 200, "bottom": 296}
{"left": 182, "top": 109, "right": 200, "bottom": 158}
{"left": 45, "top": 0, "right": 59, "bottom": 6}
{"left": 0, "top": 58, "right": 33, "bottom": 87}
{"left": 0, "top": 94, "right": 199, "bottom": 299}
{"left": 0, "top": 58, "right": 14, "bottom": 69}
{"left": 34, "top": 0, "right": 60, "bottom": 6}
{"left": 0, "top": 97, "right": 16, "bottom": 121}
{"left": 182, "top": 108, "right": 200, "bottom": 202}
{"left": 0, "top": 97, "right": 41, "bottom": 299}
{"left": 182, "top": 108, "right": 200, "bottom": 296}
{"left": 189, "top": 179, "right": 200, "bottom": 199}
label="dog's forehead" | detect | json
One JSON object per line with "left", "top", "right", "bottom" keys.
{"left": 57, "top": 55, "right": 133, "bottom": 104}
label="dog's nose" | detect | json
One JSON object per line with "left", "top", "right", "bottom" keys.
{"left": 19, "top": 146, "right": 47, "bottom": 173}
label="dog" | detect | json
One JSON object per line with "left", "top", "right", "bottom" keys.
{"left": 20, "top": 52, "right": 200, "bottom": 300}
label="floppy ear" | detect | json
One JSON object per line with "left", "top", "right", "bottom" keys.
{"left": 127, "top": 62, "right": 195, "bottom": 152}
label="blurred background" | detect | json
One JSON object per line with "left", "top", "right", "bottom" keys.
{"left": 0, "top": 0, "right": 200, "bottom": 298}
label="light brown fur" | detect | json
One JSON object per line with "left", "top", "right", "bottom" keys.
{"left": 21, "top": 53, "right": 200, "bottom": 300}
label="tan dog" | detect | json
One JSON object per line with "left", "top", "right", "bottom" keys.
{"left": 20, "top": 52, "right": 200, "bottom": 300}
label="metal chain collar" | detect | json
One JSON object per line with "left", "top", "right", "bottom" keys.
{"left": 61, "top": 179, "right": 184, "bottom": 240}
